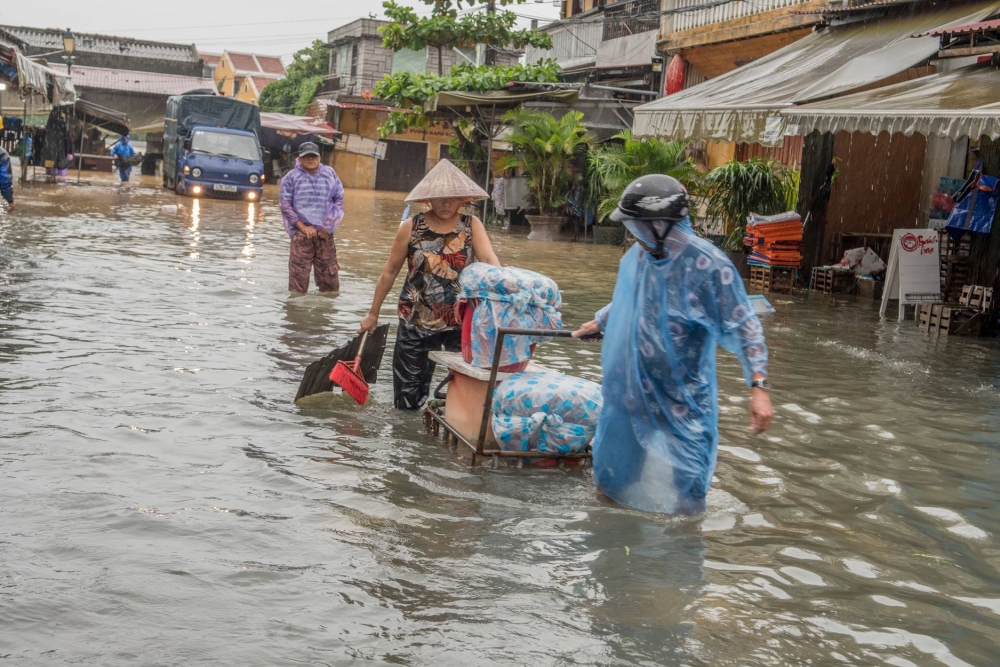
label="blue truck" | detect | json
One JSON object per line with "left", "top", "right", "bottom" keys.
{"left": 163, "top": 94, "right": 265, "bottom": 200}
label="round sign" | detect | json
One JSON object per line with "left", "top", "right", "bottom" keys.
{"left": 901, "top": 233, "right": 919, "bottom": 252}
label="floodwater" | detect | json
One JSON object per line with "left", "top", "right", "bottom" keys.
{"left": 2, "top": 174, "right": 999, "bottom": 667}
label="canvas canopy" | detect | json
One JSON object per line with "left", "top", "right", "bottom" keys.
{"left": 14, "top": 53, "right": 76, "bottom": 105}
{"left": 632, "top": 0, "right": 1000, "bottom": 145}
{"left": 782, "top": 63, "right": 1000, "bottom": 140}
{"left": 260, "top": 112, "right": 339, "bottom": 136}
{"left": 75, "top": 99, "right": 129, "bottom": 136}
{"left": 424, "top": 88, "right": 579, "bottom": 113}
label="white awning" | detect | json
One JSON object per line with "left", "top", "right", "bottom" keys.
{"left": 782, "top": 63, "right": 1000, "bottom": 140}
{"left": 633, "top": 0, "right": 1000, "bottom": 145}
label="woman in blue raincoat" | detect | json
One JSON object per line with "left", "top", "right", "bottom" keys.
{"left": 573, "top": 175, "right": 774, "bottom": 514}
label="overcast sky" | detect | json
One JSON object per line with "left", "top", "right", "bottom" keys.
{"left": 0, "top": 0, "right": 561, "bottom": 61}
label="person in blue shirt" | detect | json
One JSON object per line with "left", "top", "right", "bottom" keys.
{"left": 109, "top": 135, "right": 135, "bottom": 183}
{"left": 0, "top": 146, "right": 14, "bottom": 211}
{"left": 573, "top": 175, "right": 774, "bottom": 514}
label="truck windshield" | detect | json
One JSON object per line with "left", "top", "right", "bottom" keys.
{"left": 191, "top": 130, "right": 259, "bottom": 161}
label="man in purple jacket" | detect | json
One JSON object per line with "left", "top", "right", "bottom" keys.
{"left": 279, "top": 142, "right": 345, "bottom": 293}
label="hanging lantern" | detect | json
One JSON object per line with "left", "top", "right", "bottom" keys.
{"left": 665, "top": 54, "right": 686, "bottom": 96}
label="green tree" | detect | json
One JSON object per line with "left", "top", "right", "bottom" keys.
{"left": 497, "top": 109, "right": 593, "bottom": 215}
{"left": 380, "top": 0, "right": 553, "bottom": 76}
{"left": 259, "top": 39, "right": 330, "bottom": 115}
{"left": 587, "top": 130, "right": 701, "bottom": 223}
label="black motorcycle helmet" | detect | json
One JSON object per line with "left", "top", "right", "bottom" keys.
{"left": 609, "top": 175, "right": 690, "bottom": 257}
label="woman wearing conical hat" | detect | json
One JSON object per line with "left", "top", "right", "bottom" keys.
{"left": 359, "top": 160, "right": 501, "bottom": 409}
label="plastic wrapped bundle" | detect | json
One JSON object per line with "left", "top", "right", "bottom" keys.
{"left": 491, "top": 371, "right": 602, "bottom": 455}
{"left": 458, "top": 263, "right": 562, "bottom": 368}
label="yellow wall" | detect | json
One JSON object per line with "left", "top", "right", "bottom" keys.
{"left": 234, "top": 79, "right": 258, "bottom": 105}
{"left": 214, "top": 56, "right": 233, "bottom": 96}
{"left": 327, "top": 109, "right": 453, "bottom": 190}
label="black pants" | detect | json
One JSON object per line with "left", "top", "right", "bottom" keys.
{"left": 392, "top": 322, "right": 461, "bottom": 410}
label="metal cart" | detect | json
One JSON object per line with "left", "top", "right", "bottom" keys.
{"left": 422, "top": 327, "right": 595, "bottom": 467}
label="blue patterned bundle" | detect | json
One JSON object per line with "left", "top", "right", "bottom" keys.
{"left": 491, "top": 371, "right": 602, "bottom": 455}
{"left": 458, "top": 263, "right": 562, "bottom": 368}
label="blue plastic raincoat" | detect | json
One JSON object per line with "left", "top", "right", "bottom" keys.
{"left": 593, "top": 219, "right": 768, "bottom": 513}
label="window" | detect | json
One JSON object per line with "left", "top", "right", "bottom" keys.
{"left": 351, "top": 43, "right": 359, "bottom": 78}
{"left": 191, "top": 130, "right": 260, "bottom": 161}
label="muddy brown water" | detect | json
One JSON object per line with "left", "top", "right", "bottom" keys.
{"left": 1, "top": 175, "right": 999, "bottom": 666}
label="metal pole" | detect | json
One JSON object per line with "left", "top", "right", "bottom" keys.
{"left": 21, "top": 97, "right": 28, "bottom": 183}
{"left": 482, "top": 104, "right": 495, "bottom": 223}
{"left": 484, "top": 0, "right": 497, "bottom": 66}
{"left": 77, "top": 114, "right": 85, "bottom": 185}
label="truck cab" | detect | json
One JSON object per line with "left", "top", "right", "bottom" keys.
{"left": 162, "top": 94, "right": 265, "bottom": 201}
{"left": 175, "top": 127, "right": 264, "bottom": 200}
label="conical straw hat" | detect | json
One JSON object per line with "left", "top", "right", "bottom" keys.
{"left": 405, "top": 159, "right": 489, "bottom": 202}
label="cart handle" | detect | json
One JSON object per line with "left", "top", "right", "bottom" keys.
{"left": 474, "top": 326, "right": 601, "bottom": 453}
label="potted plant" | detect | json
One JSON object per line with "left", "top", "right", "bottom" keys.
{"left": 703, "top": 158, "right": 799, "bottom": 258}
{"left": 588, "top": 131, "right": 700, "bottom": 218}
{"left": 499, "top": 109, "right": 592, "bottom": 241}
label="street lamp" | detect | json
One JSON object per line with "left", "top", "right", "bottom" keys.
{"left": 62, "top": 28, "right": 76, "bottom": 75}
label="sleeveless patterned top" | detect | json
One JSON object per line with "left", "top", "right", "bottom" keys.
{"left": 398, "top": 212, "right": 474, "bottom": 333}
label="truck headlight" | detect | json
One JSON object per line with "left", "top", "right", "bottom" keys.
{"left": 192, "top": 168, "right": 202, "bottom": 178}
{"left": 249, "top": 174, "right": 259, "bottom": 184}
{"left": 183, "top": 165, "right": 190, "bottom": 175}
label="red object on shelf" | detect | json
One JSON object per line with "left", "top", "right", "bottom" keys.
{"left": 665, "top": 54, "right": 686, "bottom": 95}
{"left": 459, "top": 299, "right": 531, "bottom": 373}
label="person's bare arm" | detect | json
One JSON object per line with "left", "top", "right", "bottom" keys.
{"left": 359, "top": 222, "right": 411, "bottom": 333}
{"left": 749, "top": 373, "right": 773, "bottom": 434}
{"left": 469, "top": 217, "right": 501, "bottom": 267}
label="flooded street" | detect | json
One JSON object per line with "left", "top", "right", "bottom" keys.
{"left": 2, "top": 175, "right": 1000, "bottom": 666}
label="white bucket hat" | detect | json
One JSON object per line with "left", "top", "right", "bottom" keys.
{"left": 405, "top": 159, "right": 489, "bottom": 203}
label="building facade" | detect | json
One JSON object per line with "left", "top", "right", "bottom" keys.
{"left": 214, "top": 51, "right": 286, "bottom": 104}
{"left": 526, "top": 0, "right": 663, "bottom": 98}
{"left": 313, "top": 18, "right": 517, "bottom": 192}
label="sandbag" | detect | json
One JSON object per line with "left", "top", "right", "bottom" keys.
{"left": 458, "top": 263, "right": 561, "bottom": 368}
{"left": 491, "top": 371, "right": 602, "bottom": 455}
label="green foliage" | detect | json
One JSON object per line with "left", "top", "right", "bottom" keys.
{"left": 373, "top": 60, "right": 561, "bottom": 137}
{"left": 259, "top": 40, "right": 329, "bottom": 115}
{"left": 702, "top": 158, "right": 798, "bottom": 251}
{"left": 497, "top": 109, "right": 593, "bottom": 215}
{"left": 380, "top": 0, "right": 553, "bottom": 75}
{"left": 587, "top": 130, "right": 700, "bottom": 224}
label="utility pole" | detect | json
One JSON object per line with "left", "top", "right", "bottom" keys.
{"left": 484, "top": 0, "right": 497, "bottom": 66}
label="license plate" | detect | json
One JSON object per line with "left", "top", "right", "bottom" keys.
{"left": 213, "top": 184, "right": 238, "bottom": 192}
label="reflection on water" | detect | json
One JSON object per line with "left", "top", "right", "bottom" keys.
{"left": 0, "top": 174, "right": 998, "bottom": 666}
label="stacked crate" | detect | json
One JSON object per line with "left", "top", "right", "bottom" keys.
{"left": 918, "top": 285, "right": 993, "bottom": 336}
{"left": 810, "top": 267, "right": 856, "bottom": 294}
{"left": 750, "top": 265, "right": 795, "bottom": 294}
{"left": 939, "top": 231, "right": 972, "bottom": 303}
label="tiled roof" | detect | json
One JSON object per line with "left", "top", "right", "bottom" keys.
{"left": 252, "top": 76, "right": 277, "bottom": 94}
{"left": 199, "top": 51, "right": 222, "bottom": 66}
{"left": 224, "top": 50, "right": 286, "bottom": 77}
{"left": 49, "top": 63, "right": 217, "bottom": 96}
{"left": 1, "top": 25, "right": 199, "bottom": 62}
{"left": 915, "top": 18, "right": 1000, "bottom": 37}
{"left": 228, "top": 52, "right": 259, "bottom": 72}
{"left": 255, "top": 55, "right": 285, "bottom": 75}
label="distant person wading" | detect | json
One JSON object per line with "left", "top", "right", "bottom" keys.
{"left": 279, "top": 142, "right": 345, "bottom": 294}
{"left": 109, "top": 135, "right": 135, "bottom": 183}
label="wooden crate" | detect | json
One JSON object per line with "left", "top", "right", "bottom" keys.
{"left": 810, "top": 267, "right": 856, "bottom": 294}
{"left": 918, "top": 303, "right": 984, "bottom": 336}
{"left": 750, "top": 265, "right": 795, "bottom": 294}
{"left": 940, "top": 258, "right": 970, "bottom": 303}
{"left": 939, "top": 230, "right": 972, "bottom": 259}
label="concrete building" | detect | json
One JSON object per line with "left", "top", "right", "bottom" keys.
{"left": 214, "top": 51, "right": 286, "bottom": 104}
{"left": 526, "top": 0, "right": 663, "bottom": 97}
{"left": 0, "top": 25, "right": 208, "bottom": 77}
{"left": 313, "top": 18, "right": 517, "bottom": 192}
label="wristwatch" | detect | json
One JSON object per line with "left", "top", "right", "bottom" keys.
{"left": 751, "top": 378, "right": 771, "bottom": 392}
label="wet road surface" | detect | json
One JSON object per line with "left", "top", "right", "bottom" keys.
{"left": 1, "top": 175, "right": 999, "bottom": 666}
